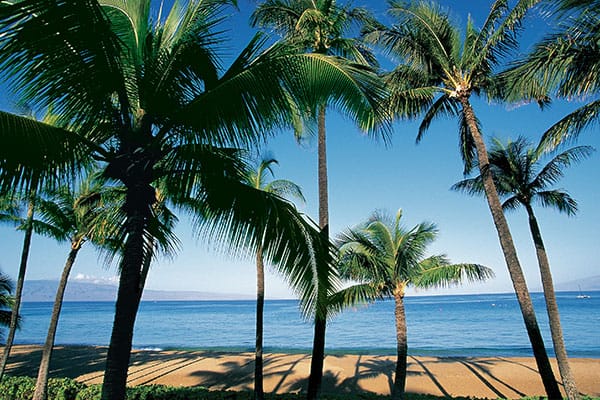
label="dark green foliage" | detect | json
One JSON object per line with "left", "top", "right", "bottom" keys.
{"left": 0, "top": 376, "right": 84, "bottom": 400}
{"left": 0, "top": 376, "right": 598, "bottom": 400}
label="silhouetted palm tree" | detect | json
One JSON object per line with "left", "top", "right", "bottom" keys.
{"left": 243, "top": 155, "right": 304, "bottom": 400}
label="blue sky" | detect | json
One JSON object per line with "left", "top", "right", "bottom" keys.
{"left": 0, "top": 0, "right": 598, "bottom": 299}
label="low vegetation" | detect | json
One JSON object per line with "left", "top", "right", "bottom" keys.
{"left": 4, "top": 375, "right": 598, "bottom": 400}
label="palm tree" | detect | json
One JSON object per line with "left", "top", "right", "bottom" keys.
{"left": 0, "top": 1, "right": 385, "bottom": 398}
{"left": 0, "top": 272, "right": 18, "bottom": 340}
{"left": 31, "top": 175, "right": 179, "bottom": 400}
{"left": 452, "top": 137, "right": 594, "bottom": 400}
{"left": 336, "top": 209, "right": 493, "bottom": 400}
{"left": 502, "top": 0, "right": 600, "bottom": 151}
{"left": 30, "top": 177, "right": 106, "bottom": 400}
{"left": 251, "top": 3, "right": 387, "bottom": 397}
{"left": 364, "top": 1, "right": 562, "bottom": 397}
{"left": 243, "top": 155, "right": 305, "bottom": 400}
{"left": 0, "top": 177, "right": 39, "bottom": 380}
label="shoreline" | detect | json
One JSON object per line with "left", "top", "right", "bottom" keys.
{"left": 14, "top": 341, "right": 600, "bottom": 359}
{"left": 5, "top": 345, "right": 600, "bottom": 398}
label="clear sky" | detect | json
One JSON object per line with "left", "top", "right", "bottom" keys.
{"left": 0, "top": 0, "right": 598, "bottom": 299}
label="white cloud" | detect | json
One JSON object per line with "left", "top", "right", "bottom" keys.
{"left": 72, "top": 273, "right": 118, "bottom": 285}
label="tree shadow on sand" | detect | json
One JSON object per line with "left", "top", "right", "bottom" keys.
{"left": 4, "top": 346, "right": 108, "bottom": 380}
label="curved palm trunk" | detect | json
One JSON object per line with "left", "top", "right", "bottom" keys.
{"left": 460, "top": 97, "right": 561, "bottom": 399}
{"left": 392, "top": 284, "right": 407, "bottom": 400}
{"left": 101, "top": 184, "right": 153, "bottom": 400}
{"left": 308, "top": 105, "right": 329, "bottom": 400}
{"left": 33, "top": 243, "right": 81, "bottom": 400}
{"left": 525, "top": 204, "right": 579, "bottom": 400}
{"left": 0, "top": 189, "right": 37, "bottom": 379}
{"left": 255, "top": 246, "right": 265, "bottom": 400}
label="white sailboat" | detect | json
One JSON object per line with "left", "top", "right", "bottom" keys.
{"left": 577, "top": 285, "right": 591, "bottom": 299}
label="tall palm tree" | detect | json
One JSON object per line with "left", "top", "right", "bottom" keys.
{"left": 337, "top": 209, "right": 493, "bottom": 400}
{"left": 364, "top": 1, "right": 562, "bottom": 397}
{"left": 0, "top": 1, "right": 385, "bottom": 398}
{"left": 453, "top": 137, "right": 594, "bottom": 400}
{"left": 502, "top": 0, "right": 600, "bottom": 151}
{"left": 251, "top": 3, "right": 387, "bottom": 397}
{"left": 243, "top": 155, "right": 305, "bottom": 400}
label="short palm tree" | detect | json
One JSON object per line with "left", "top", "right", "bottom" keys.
{"left": 453, "top": 137, "right": 594, "bottom": 400}
{"left": 0, "top": 1, "right": 384, "bottom": 398}
{"left": 364, "top": 1, "right": 561, "bottom": 397}
{"left": 251, "top": 3, "right": 387, "bottom": 397}
{"left": 243, "top": 155, "right": 305, "bottom": 400}
{"left": 0, "top": 178, "right": 40, "bottom": 380}
{"left": 337, "top": 209, "right": 493, "bottom": 400}
{"left": 0, "top": 272, "right": 18, "bottom": 340}
{"left": 31, "top": 176, "right": 109, "bottom": 400}
{"left": 502, "top": 0, "right": 600, "bottom": 151}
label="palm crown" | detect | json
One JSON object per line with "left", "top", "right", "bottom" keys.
{"left": 366, "top": 0, "right": 542, "bottom": 170}
{"left": 452, "top": 137, "right": 594, "bottom": 216}
{"left": 338, "top": 210, "right": 493, "bottom": 293}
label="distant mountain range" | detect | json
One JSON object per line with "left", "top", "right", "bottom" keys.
{"left": 553, "top": 275, "right": 600, "bottom": 292}
{"left": 20, "top": 275, "right": 600, "bottom": 302}
{"left": 21, "top": 280, "right": 254, "bottom": 302}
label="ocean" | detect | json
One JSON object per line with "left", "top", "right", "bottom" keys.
{"left": 12, "top": 291, "right": 600, "bottom": 358}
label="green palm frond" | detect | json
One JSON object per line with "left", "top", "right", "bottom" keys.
{"left": 416, "top": 95, "right": 458, "bottom": 143}
{"left": 0, "top": 0, "right": 126, "bottom": 128}
{"left": 338, "top": 208, "right": 490, "bottom": 302}
{"left": 539, "top": 100, "right": 600, "bottom": 151}
{"left": 327, "top": 282, "right": 384, "bottom": 316}
{"left": 450, "top": 176, "right": 484, "bottom": 197}
{"left": 413, "top": 258, "right": 494, "bottom": 288}
{"left": 531, "top": 145, "right": 595, "bottom": 189}
{"left": 453, "top": 136, "right": 592, "bottom": 216}
{"left": 535, "top": 190, "right": 578, "bottom": 216}
{"left": 182, "top": 156, "right": 336, "bottom": 319}
{"left": 0, "top": 112, "right": 92, "bottom": 193}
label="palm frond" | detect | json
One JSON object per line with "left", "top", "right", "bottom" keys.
{"left": 535, "top": 190, "right": 578, "bottom": 216}
{"left": 414, "top": 258, "right": 494, "bottom": 288}
{"left": 531, "top": 145, "right": 594, "bottom": 189}
{"left": 0, "top": 0, "right": 126, "bottom": 129}
{"left": 538, "top": 100, "right": 600, "bottom": 151}
{"left": 0, "top": 111, "right": 92, "bottom": 193}
{"left": 327, "top": 282, "right": 384, "bottom": 317}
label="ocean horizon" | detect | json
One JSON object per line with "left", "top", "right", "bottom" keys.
{"left": 12, "top": 291, "right": 600, "bottom": 358}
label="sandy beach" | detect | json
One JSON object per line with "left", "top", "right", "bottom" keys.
{"left": 4, "top": 345, "right": 599, "bottom": 398}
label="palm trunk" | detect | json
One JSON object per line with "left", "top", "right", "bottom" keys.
{"left": 101, "top": 184, "right": 152, "bottom": 400}
{"left": 33, "top": 243, "right": 81, "bottom": 400}
{"left": 460, "top": 97, "right": 561, "bottom": 399}
{"left": 307, "top": 104, "right": 329, "bottom": 400}
{"left": 254, "top": 246, "right": 265, "bottom": 400}
{"left": 525, "top": 204, "right": 579, "bottom": 400}
{"left": 0, "top": 187, "right": 37, "bottom": 379}
{"left": 392, "top": 284, "right": 408, "bottom": 400}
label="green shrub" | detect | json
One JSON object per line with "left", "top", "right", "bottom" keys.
{"left": 0, "top": 376, "right": 35, "bottom": 400}
{"left": 2, "top": 376, "right": 600, "bottom": 400}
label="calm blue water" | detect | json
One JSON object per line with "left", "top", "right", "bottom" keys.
{"left": 12, "top": 291, "right": 600, "bottom": 358}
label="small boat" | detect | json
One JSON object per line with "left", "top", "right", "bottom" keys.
{"left": 577, "top": 286, "right": 591, "bottom": 299}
